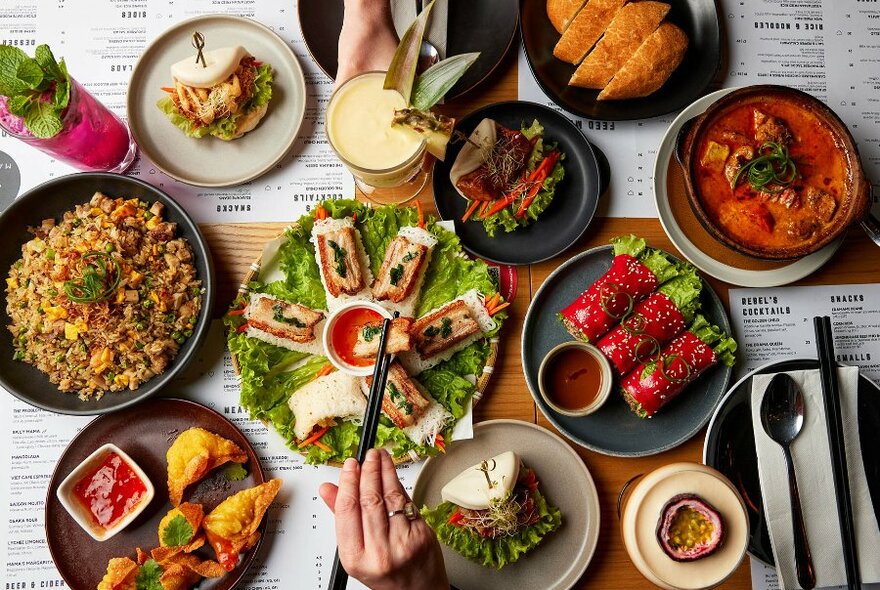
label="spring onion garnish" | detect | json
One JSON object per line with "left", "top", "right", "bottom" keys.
{"left": 621, "top": 312, "right": 648, "bottom": 335}
{"left": 659, "top": 353, "right": 692, "bottom": 385}
{"left": 634, "top": 336, "right": 661, "bottom": 364}
{"left": 732, "top": 141, "right": 799, "bottom": 193}
{"left": 63, "top": 251, "right": 121, "bottom": 304}
{"left": 599, "top": 282, "right": 634, "bottom": 319}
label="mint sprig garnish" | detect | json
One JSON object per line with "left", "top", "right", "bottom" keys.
{"left": 0, "top": 44, "right": 70, "bottom": 139}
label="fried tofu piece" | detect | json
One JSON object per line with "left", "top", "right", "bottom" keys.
{"left": 366, "top": 361, "right": 431, "bottom": 429}
{"left": 373, "top": 236, "right": 429, "bottom": 303}
{"left": 412, "top": 299, "right": 481, "bottom": 359}
{"left": 569, "top": 2, "right": 670, "bottom": 89}
{"left": 553, "top": 0, "right": 627, "bottom": 64}
{"left": 246, "top": 294, "right": 324, "bottom": 344}
{"left": 352, "top": 317, "right": 414, "bottom": 359}
{"left": 166, "top": 428, "right": 248, "bottom": 506}
{"left": 753, "top": 109, "right": 792, "bottom": 145}
{"left": 597, "top": 22, "right": 688, "bottom": 100}
{"left": 316, "top": 226, "right": 366, "bottom": 297}
{"left": 700, "top": 140, "right": 731, "bottom": 172}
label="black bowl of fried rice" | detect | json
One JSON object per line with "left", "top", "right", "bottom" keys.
{"left": 0, "top": 173, "right": 214, "bottom": 414}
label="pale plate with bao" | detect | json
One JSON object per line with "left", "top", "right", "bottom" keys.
{"left": 413, "top": 420, "right": 600, "bottom": 589}
{"left": 128, "top": 14, "right": 306, "bottom": 187}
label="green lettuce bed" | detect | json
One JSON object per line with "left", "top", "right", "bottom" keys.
{"left": 224, "top": 200, "right": 506, "bottom": 464}
{"left": 421, "top": 486, "right": 562, "bottom": 569}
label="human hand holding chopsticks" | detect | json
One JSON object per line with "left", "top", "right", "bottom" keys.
{"left": 320, "top": 448, "right": 450, "bottom": 590}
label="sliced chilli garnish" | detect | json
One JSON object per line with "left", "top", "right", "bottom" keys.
{"left": 633, "top": 336, "right": 661, "bottom": 364}
{"left": 659, "top": 353, "right": 693, "bottom": 384}
{"left": 599, "top": 282, "right": 634, "bottom": 319}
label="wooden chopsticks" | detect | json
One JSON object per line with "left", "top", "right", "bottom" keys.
{"left": 813, "top": 315, "right": 861, "bottom": 590}
{"left": 328, "top": 312, "right": 398, "bottom": 590}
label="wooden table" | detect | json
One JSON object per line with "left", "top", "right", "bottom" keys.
{"left": 201, "top": 50, "right": 880, "bottom": 589}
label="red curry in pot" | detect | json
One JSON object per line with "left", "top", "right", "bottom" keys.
{"left": 694, "top": 97, "right": 847, "bottom": 253}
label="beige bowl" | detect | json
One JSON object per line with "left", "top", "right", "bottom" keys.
{"left": 538, "top": 341, "right": 612, "bottom": 417}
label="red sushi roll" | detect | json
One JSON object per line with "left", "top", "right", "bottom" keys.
{"left": 598, "top": 272, "right": 702, "bottom": 375}
{"left": 621, "top": 315, "right": 737, "bottom": 418}
{"left": 558, "top": 235, "right": 680, "bottom": 343}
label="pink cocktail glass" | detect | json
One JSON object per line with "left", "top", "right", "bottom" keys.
{"left": 0, "top": 77, "right": 136, "bottom": 173}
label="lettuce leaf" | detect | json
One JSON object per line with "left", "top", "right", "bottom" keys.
{"left": 421, "top": 486, "right": 562, "bottom": 569}
{"left": 225, "top": 199, "right": 505, "bottom": 464}
{"left": 480, "top": 120, "right": 565, "bottom": 237}
{"left": 248, "top": 64, "right": 273, "bottom": 109}
{"left": 610, "top": 234, "right": 680, "bottom": 285}
{"left": 656, "top": 268, "right": 703, "bottom": 324}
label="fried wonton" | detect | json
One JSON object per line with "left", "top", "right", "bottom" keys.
{"left": 151, "top": 503, "right": 206, "bottom": 562}
{"left": 204, "top": 479, "right": 282, "bottom": 571}
{"left": 166, "top": 427, "right": 248, "bottom": 506}
{"left": 97, "top": 557, "right": 138, "bottom": 590}
{"left": 154, "top": 553, "right": 225, "bottom": 590}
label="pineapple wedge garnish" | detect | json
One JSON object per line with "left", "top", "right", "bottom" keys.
{"left": 392, "top": 108, "right": 454, "bottom": 161}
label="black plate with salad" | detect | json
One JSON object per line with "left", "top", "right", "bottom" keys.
{"left": 433, "top": 101, "right": 602, "bottom": 266}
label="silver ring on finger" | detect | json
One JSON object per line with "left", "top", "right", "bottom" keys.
{"left": 387, "top": 501, "right": 418, "bottom": 521}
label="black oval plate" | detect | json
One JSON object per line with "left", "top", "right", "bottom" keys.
{"left": 0, "top": 173, "right": 215, "bottom": 415}
{"left": 522, "top": 245, "right": 732, "bottom": 456}
{"left": 703, "top": 359, "right": 880, "bottom": 566}
{"left": 433, "top": 101, "right": 601, "bottom": 265}
{"left": 298, "top": 0, "right": 519, "bottom": 100}
{"left": 519, "top": 0, "right": 721, "bottom": 121}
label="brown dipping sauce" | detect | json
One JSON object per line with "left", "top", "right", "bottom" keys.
{"left": 544, "top": 347, "right": 604, "bottom": 410}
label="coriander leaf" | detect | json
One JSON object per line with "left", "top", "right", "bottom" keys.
{"left": 7, "top": 94, "right": 29, "bottom": 117}
{"left": 161, "top": 514, "right": 194, "bottom": 547}
{"left": 34, "top": 44, "right": 61, "bottom": 79}
{"left": 223, "top": 463, "right": 248, "bottom": 482}
{"left": 24, "top": 100, "right": 62, "bottom": 138}
{"left": 0, "top": 45, "right": 31, "bottom": 95}
{"left": 15, "top": 58, "right": 44, "bottom": 90}
{"left": 135, "top": 560, "right": 163, "bottom": 590}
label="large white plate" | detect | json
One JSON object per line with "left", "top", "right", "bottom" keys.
{"left": 413, "top": 420, "right": 600, "bottom": 590}
{"left": 652, "top": 88, "right": 842, "bottom": 287}
{"left": 127, "top": 15, "right": 306, "bottom": 187}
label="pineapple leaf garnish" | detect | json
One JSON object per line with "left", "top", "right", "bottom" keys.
{"left": 384, "top": 0, "right": 435, "bottom": 105}
{"left": 411, "top": 52, "right": 480, "bottom": 110}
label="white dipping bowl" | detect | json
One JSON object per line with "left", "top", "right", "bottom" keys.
{"left": 56, "top": 443, "right": 154, "bottom": 541}
{"left": 323, "top": 300, "right": 392, "bottom": 376}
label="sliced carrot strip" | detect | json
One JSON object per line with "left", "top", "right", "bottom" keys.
{"left": 488, "top": 302, "right": 511, "bottom": 315}
{"left": 298, "top": 425, "right": 331, "bottom": 448}
{"left": 416, "top": 200, "right": 425, "bottom": 228}
{"left": 461, "top": 200, "right": 480, "bottom": 222}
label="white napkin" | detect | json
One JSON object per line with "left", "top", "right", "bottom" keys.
{"left": 391, "top": 0, "right": 448, "bottom": 59}
{"left": 750, "top": 368, "right": 880, "bottom": 590}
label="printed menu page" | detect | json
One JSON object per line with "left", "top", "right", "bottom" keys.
{"left": 518, "top": 0, "right": 880, "bottom": 219}
{"left": 729, "top": 283, "right": 880, "bottom": 590}
{"left": 0, "top": 322, "right": 419, "bottom": 589}
{"left": 0, "top": 0, "right": 353, "bottom": 222}
{"left": 728, "top": 283, "right": 880, "bottom": 381}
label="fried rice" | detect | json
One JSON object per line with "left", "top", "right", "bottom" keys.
{"left": 4, "top": 192, "right": 203, "bottom": 400}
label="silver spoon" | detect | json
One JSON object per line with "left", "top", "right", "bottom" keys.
{"left": 761, "top": 373, "right": 816, "bottom": 590}
{"left": 415, "top": 0, "right": 441, "bottom": 74}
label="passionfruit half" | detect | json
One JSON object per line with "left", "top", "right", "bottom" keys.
{"left": 656, "top": 494, "right": 724, "bottom": 562}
